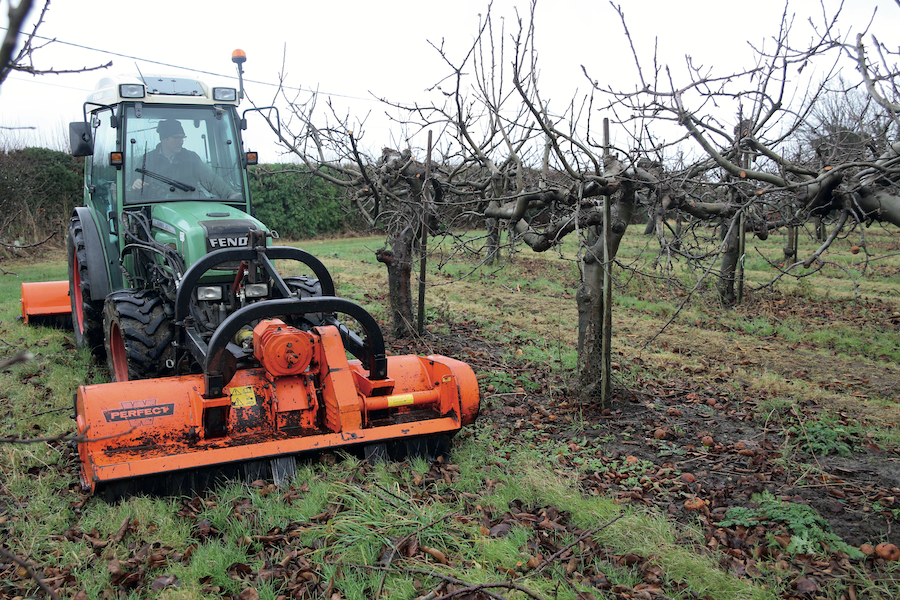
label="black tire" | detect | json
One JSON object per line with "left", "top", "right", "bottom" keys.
{"left": 68, "top": 217, "right": 106, "bottom": 357}
{"left": 103, "top": 290, "right": 175, "bottom": 382}
{"left": 283, "top": 276, "right": 331, "bottom": 329}
{"left": 283, "top": 275, "right": 322, "bottom": 301}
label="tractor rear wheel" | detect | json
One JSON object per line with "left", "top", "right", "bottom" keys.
{"left": 68, "top": 218, "right": 105, "bottom": 357}
{"left": 103, "top": 290, "right": 175, "bottom": 382}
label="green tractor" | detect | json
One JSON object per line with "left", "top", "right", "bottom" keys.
{"left": 35, "top": 50, "right": 337, "bottom": 382}
{"left": 64, "top": 51, "right": 272, "bottom": 379}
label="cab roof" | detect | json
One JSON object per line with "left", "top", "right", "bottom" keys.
{"left": 87, "top": 75, "right": 239, "bottom": 108}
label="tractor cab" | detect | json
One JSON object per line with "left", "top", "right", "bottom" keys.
{"left": 73, "top": 74, "right": 253, "bottom": 205}
{"left": 68, "top": 74, "right": 262, "bottom": 291}
{"left": 124, "top": 102, "right": 246, "bottom": 204}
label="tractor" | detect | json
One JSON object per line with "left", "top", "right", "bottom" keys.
{"left": 20, "top": 51, "right": 479, "bottom": 499}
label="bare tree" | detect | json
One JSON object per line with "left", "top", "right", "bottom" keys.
{"left": 253, "top": 81, "right": 442, "bottom": 337}
{"left": 257, "top": 45, "right": 509, "bottom": 339}
{"left": 262, "top": 0, "right": 900, "bottom": 407}
{"left": 1, "top": 0, "right": 110, "bottom": 89}
{"left": 589, "top": 1, "right": 900, "bottom": 304}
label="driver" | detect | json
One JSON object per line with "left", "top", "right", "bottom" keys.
{"left": 131, "top": 120, "right": 240, "bottom": 199}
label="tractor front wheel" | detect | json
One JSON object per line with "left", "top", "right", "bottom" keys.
{"left": 103, "top": 290, "right": 175, "bottom": 382}
{"left": 68, "top": 218, "right": 105, "bottom": 357}
{"left": 284, "top": 276, "right": 330, "bottom": 329}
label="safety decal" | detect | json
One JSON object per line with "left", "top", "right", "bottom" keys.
{"left": 387, "top": 394, "right": 415, "bottom": 408}
{"left": 230, "top": 386, "right": 258, "bottom": 408}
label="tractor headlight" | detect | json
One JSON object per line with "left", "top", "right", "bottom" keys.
{"left": 196, "top": 285, "right": 223, "bottom": 301}
{"left": 119, "top": 84, "right": 145, "bottom": 98}
{"left": 213, "top": 87, "right": 237, "bottom": 101}
{"left": 244, "top": 283, "right": 268, "bottom": 298}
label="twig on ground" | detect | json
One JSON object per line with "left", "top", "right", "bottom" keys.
{"left": 0, "top": 351, "right": 33, "bottom": 371}
{"left": 531, "top": 513, "right": 624, "bottom": 575}
{"left": 32, "top": 407, "right": 70, "bottom": 417}
{"left": 0, "top": 546, "right": 60, "bottom": 600}
{"left": 0, "top": 426, "right": 134, "bottom": 445}
{"left": 359, "top": 564, "right": 546, "bottom": 600}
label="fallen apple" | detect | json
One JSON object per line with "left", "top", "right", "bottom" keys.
{"left": 875, "top": 542, "right": 899, "bottom": 561}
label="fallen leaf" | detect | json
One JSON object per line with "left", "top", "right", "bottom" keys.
{"left": 150, "top": 575, "right": 180, "bottom": 591}
{"left": 239, "top": 588, "right": 260, "bottom": 600}
{"left": 795, "top": 576, "right": 818, "bottom": 594}
{"left": 685, "top": 497, "right": 707, "bottom": 511}
{"left": 422, "top": 546, "right": 449, "bottom": 564}
{"left": 525, "top": 554, "right": 543, "bottom": 569}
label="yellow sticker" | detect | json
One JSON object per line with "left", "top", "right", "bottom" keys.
{"left": 387, "top": 394, "right": 415, "bottom": 408}
{"left": 230, "top": 386, "right": 257, "bottom": 408}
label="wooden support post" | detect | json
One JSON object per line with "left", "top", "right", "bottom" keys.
{"left": 417, "top": 131, "right": 433, "bottom": 336}
{"left": 601, "top": 118, "right": 612, "bottom": 407}
{"left": 737, "top": 211, "right": 745, "bottom": 304}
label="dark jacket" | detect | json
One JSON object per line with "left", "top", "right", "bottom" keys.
{"left": 131, "top": 145, "right": 235, "bottom": 199}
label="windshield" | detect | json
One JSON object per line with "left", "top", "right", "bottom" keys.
{"left": 124, "top": 105, "right": 245, "bottom": 204}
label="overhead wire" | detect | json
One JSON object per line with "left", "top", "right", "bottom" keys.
{"left": 0, "top": 26, "right": 377, "bottom": 103}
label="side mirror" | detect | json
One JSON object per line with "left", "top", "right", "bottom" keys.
{"left": 69, "top": 122, "right": 93, "bottom": 157}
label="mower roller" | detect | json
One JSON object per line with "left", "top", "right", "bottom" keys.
{"left": 20, "top": 51, "right": 480, "bottom": 499}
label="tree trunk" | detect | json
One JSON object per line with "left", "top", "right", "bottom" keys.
{"left": 375, "top": 226, "right": 416, "bottom": 338}
{"left": 575, "top": 195, "right": 634, "bottom": 409}
{"left": 576, "top": 243, "right": 607, "bottom": 407}
{"left": 717, "top": 214, "right": 741, "bottom": 306}
{"left": 784, "top": 225, "right": 797, "bottom": 260}
{"left": 485, "top": 216, "right": 500, "bottom": 265}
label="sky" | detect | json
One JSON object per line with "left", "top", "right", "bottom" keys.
{"left": 0, "top": 0, "right": 897, "bottom": 160}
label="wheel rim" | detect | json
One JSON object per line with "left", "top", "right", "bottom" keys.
{"left": 108, "top": 321, "right": 129, "bottom": 381}
{"left": 72, "top": 249, "right": 84, "bottom": 335}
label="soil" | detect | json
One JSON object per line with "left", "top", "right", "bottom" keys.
{"left": 389, "top": 300, "right": 900, "bottom": 598}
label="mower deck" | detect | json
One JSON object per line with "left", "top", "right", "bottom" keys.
{"left": 76, "top": 335, "right": 479, "bottom": 497}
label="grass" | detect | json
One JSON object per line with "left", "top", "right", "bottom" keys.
{"left": 2, "top": 223, "right": 900, "bottom": 598}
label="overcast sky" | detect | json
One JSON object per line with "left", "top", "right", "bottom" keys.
{"left": 0, "top": 0, "right": 896, "bottom": 159}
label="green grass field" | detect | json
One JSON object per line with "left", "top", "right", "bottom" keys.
{"left": 1, "top": 223, "right": 899, "bottom": 599}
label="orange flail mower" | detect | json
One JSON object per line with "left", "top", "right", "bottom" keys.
{"left": 37, "top": 241, "right": 481, "bottom": 499}
{"left": 77, "top": 319, "right": 479, "bottom": 498}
